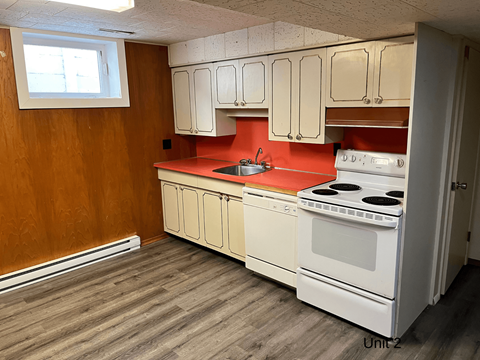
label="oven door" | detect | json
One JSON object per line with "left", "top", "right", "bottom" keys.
{"left": 297, "top": 201, "right": 402, "bottom": 299}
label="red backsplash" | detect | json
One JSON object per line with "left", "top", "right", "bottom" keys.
{"left": 196, "top": 118, "right": 408, "bottom": 175}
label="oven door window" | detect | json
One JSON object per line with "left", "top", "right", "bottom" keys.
{"left": 312, "top": 218, "right": 377, "bottom": 271}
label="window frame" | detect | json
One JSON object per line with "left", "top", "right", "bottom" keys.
{"left": 10, "top": 27, "right": 130, "bottom": 109}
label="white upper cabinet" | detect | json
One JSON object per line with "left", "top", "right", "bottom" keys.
{"left": 268, "top": 48, "right": 343, "bottom": 144}
{"left": 171, "top": 64, "right": 236, "bottom": 136}
{"left": 214, "top": 56, "right": 268, "bottom": 109}
{"left": 326, "top": 36, "right": 414, "bottom": 107}
{"left": 373, "top": 38, "right": 414, "bottom": 106}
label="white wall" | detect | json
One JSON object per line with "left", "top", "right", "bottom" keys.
{"left": 168, "top": 21, "right": 355, "bottom": 66}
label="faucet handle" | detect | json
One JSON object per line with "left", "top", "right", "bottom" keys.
{"left": 240, "top": 159, "right": 248, "bottom": 165}
{"left": 260, "top": 161, "right": 266, "bottom": 168}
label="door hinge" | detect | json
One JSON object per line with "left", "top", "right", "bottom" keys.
{"left": 465, "top": 46, "right": 470, "bottom": 59}
{"left": 451, "top": 182, "right": 456, "bottom": 191}
{"left": 467, "top": 231, "right": 471, "bottom": 242}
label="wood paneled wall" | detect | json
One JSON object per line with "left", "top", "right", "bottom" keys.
{"left": 0, "top": 29, "right": 196, "bottom": 276}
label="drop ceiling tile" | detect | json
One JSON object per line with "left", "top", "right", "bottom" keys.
{"left": 0, "top": 8, "right": 27, "bottom": 21}
{"left": 8, "top": 0, "right": 66, "bottom": 15}
{"left": 248, "top": 23, "right": 274, "bottom": 54}
{"left": 189, "top": 0, "right": 264, "bottom": 11}
{"left": 348, "top": 2, "right": 437, "bottom": 25}
{"left": 225, "top": 28, "right": 248, "bottom": 57}
{"left": 275, "top": 21, "right": 304, "bottom": 50}
{"left": 205, "top": 33, "right": 225, "bottom": 60}
{"left": 187, "top": 37, "right": 205, "bottom": 62}
{"left": 305, "top": 27, "right": 339, "bottom": 46}
{"left": 169, "top": 41, "right": 189, "bottom": 65}
{"left": 295, "top": 0, "right": 398, "bottom": 13}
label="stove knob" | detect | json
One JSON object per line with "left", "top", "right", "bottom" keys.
{"left": 342, "top": 155, "right": 348, "bottom": 161}
{"left": 395, "top": 158, "right": 405, "bottom": 168}
{"left": 351, "top": 155, "right": 356, "bottom": 162}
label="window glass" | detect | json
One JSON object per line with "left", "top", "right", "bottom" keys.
{"left": 24, "top": 45, "right": 101, "bottom": 95}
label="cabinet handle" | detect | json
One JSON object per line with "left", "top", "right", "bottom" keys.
{"left": 296, "top": 134, "right": 302, "bottom": 141}
{"left": 363, "top": 98, "right": 371, "bottom": 104}
{"left": 234, "top": 100, "right": 239, "bottom": 106}
{"left": 194, "top": 129, "right": 199, "bottom": 134}
{"left": 288, "top": 134, "right": 293, "bottom": 140}
{"left": 241, "top": 101, "right": 246, "bottom": 106}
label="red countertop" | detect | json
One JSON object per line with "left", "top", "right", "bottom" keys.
{"left": 154, "top": 158, "right": 336, "bottom": 193}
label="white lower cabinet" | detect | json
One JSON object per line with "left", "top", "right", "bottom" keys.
{"left": 161, "top": 178, "right": 245, "bottom": 261}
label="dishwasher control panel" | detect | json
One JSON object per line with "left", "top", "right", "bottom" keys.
{"left": 243, "top": 188, "right": 298, "bottom": 217}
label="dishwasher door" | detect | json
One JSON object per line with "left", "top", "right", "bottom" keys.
{"left": 243, "top": 187, "right": 298, "bottom": 287}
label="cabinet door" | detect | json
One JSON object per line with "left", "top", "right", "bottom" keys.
{"left": 192, "top": 64, "right": 215, "bottom": 135}
{"left": 268, "top": 54, "right": 295, "bottom": 142}
{"left": 297, "top": 48, "right": 327, "bottom": 144}
{"left": 201, "top": 191, "right": 224, "bottom": 249}
{"left": 239, "top": 56, "right": 268, "bottom": 108}
{"left": 180, "top": 186, "right": 201, "bottom": 243}
{"left": 373, "top": 37, "right": 414, "bottom": 107}
{"left": 214, "top": 60, "right": 239, "bottom": 109}
{"left": 326, "top": 42, "right": 376, "bottom": 107}
{"left": 161, "top": 182, "right": 183, "bottom": 236}
{"left": 172, "top": 67, "right": 194, "bottom": 135}
{"left": 225, "top": 196, "right": 245, "bottom": 259}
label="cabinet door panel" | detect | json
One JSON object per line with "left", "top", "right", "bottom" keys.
{"left": 181, "top": 187, "right": 201, "bottom": 242}
{"left": 240, "top": 57, "right": 268, "bottom": 108}
{"left": 162, "top": 182, "right": 182, "bottom": 235}
{"left": 202, "top": 192, "right": 224, "bottom": 248}
{"left": 226, "top": 196, "right": 245, "bottom": 258}
{"left": 374, "top": 38, "right": 413, "bottom": 107}
{"left": 269, "top": 56, "right": 293, "bottom": 141}
{"left": 298, "top": 49, "right": 326, "bottom": 144}
{"left": 172, "top": 69, "right": 193, "bottom": 134}
{"left": 327, "top": 42, "right": 376, "bottom": 107}
{"left": 214, "top": 61, "right": 238, "bottom": 108}
{"left": 193, "top": 65, "right": 215, "bottom": 134}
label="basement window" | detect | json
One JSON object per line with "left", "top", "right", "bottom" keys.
{"left": 10, "top": 28, "right": 130, "bottom": 109}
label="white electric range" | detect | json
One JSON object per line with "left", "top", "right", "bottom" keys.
{"left": 296, "top": 149, "right": 407, "bottom": 338}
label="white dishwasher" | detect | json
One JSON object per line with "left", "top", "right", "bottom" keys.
{"left": 243, "top": 187, "right": 298, "bottom": 287}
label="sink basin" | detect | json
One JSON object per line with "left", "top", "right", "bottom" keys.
{"left": 213, "top": 164, "right": 267, "bottom": 176}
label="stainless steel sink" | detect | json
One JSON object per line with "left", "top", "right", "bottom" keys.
{"left": 213, "top": 164, "right": 267, "bottom": 176}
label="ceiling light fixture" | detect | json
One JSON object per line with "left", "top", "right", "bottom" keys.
{"left": 50, "top": 0, "right": 134, "bottom": 13}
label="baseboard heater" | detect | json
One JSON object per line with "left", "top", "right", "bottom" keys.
{"left": 0, "top": 235, "right": 141, "bottom": 295}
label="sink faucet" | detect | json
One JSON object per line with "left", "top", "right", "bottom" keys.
{"left": 255, "top": 147, "right": 263, "bottom": 165}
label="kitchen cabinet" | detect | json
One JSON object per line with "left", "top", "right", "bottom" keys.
{"left": 214, "top": 56, "right": 268, "bottom": 109}
{"left": 268, "top": 48, "right": 343, "bottom": 144}
{"left": 326, "top": 36, "right": 414, "bottom": 107}
{"left": 171, "top": 64, "right": 236, "bottom": 136}
{"left": 160, "top": 173, "right": 245, "bottom": 261}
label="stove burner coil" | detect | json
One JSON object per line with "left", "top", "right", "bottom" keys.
{"left": 386, "top": 191, "right": 404, "bottom": 198}
{"left": 312, "top": 189, "right": 338, "bottom": 196}
{"left": 329, "top": 183, "right": 362, "bottom": 191}
{"left": 362, "top": 196, "right": 401, "bottom": 206}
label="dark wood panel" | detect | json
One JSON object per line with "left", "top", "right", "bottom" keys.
{"left": 0, "top": 238, "right": 479, "bottom": 359}
{"left": 0, "top": 29, "right": 196, "bottom": 276}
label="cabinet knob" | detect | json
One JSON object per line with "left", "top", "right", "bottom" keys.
{"left": 363, "top": 98, "right": 371, "bottom": 104}
{"left": 223, "top": 195, "right": 229, "bottom": 202}
{"left": 234, "top": 100, "right": 239, "bottom": 106}
{"left": 241, "top": 101, "right": 246, "bottom": 106}
{"left": 296, "top": 134, "right": 302, "bottom": 141}
{"left": 288, "top": 134, "right": 293, "bottom": 140}
{"left": 194, "top": 129, "right": 199, "bottom": 134}
{"left": 374, "top": 97, "right": 383, "bottom": 104}
{"left": 190, "top": 129, "right": 193, "bottom": 133}
{"left": 179, "top": 186, "right": 184, "bottom": 191}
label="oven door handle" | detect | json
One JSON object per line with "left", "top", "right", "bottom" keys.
{"left": 297, "top": 203, "right": 400, "bottom": 229}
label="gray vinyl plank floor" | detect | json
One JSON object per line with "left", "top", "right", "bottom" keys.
{"left": 0, "top": 236, "right": 479, "bottom": 360}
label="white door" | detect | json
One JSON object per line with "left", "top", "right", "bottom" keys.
{"left": 239, "top": 56, "right": 268, "bottom": 108}
{"left": 326, "top": 41, "right": 376, "bottom": 107}
{"left": 181, "top": 186, "right": 201, "bottom": 243}
{"left": 268, "top": 53, "right": 295, "bottom": 142}
{"left": 192, "top": 64, "right": 215, "bottom": 135}
{"left": 373, "top": 37, "right": 414, "bottom": 107}
{"left": 172, "top": 67, "right": 194, "bottom": 134}
{"left": 161, "top": 182, "right": 182, "bottom": 236}
{"left": 443, "top": 47, "right": 480, "bottom": 292}
{"left": 214, "top": 60, "right": 239, "bottom": 108}
{"left": 201, "top": 190, "right": 224, "bottom": 249}
{"left": 297, "top": 48, "right": 327, "bottom": 144}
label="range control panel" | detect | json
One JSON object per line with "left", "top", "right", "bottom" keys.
{"left": 335, "top": 150, "right": 407, "bottom": 177}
